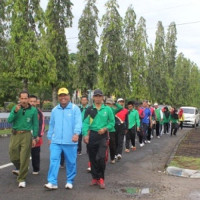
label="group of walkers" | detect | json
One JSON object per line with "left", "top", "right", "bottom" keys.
{"left": 8, "top": 88, "right": 184, "bottom": 190}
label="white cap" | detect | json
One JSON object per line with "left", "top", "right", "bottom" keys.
{"left": 154, "top": 102, "right": 158, "bottom": 106}
{"left": 117, "top": 98, "right": 124, "bottom": 102}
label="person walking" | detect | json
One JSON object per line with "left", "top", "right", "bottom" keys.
{"left": 154, "top": 103, "right": 163, "bottom": 138}
{"left": 8, "top": 91, "right": 39, "bottom": 188}
{"left": 178, "top": 108, "right": 184, "bottom": 130}
{"left": 29, "top": 95, "right": 45, "bottom": 175}
{"left": 115, "top": 98, "right": 128, "bottom": 160}
{"left": 82, "top": 89, "right": 115, "bottom": 189}
{"left": 163, "top": 106, "right": 170, "bottom": 134}
{"left": 105, "top": 98, "right": 123, "bottom": 163}
{"left": 125, "top": 101, "right": 140, "bottom": 152}
{"left": 170, "top": 107, "right": 179, "bottom": 136}
{"left": 44, "top": 87, "right": 82, "bottom": 190}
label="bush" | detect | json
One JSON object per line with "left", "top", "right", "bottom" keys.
{"left": 6, "top": 102, "right": 16, "bottom": 112}
{"left": 43, "top": 102, "right": 53, "bottom": 111}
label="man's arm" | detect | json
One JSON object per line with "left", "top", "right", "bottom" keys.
{"left": 47, "top": 111, "right": 55, "bottom": 141}
{"left": 7, "top": 106, "right": 17, "bottom": 123}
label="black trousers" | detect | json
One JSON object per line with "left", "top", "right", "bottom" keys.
{"left": 147, "top": 125, "right": 152, "bottom": 141}
{"left": 88, "top": 131, "right": 107, "bottom": 180}
{"left": 109, "top": 132, "right": 116, "bottom": 160}
{"left": 171, "top": 123, "right": 178, "bottom": 135}
{"left": 179, "top": 121, "right": 183, "bottom": 130}
{"left": 115, "top": 123, "right": 125, "bottom": 155}
{"left": 156, "top": 121, "right": 160, "bottom": 136}
{"left": 125, "top": 126, "right": 136, "bottom": 149}
{"left": 164, "top": 123, "right": 169, "bottom": 133}
{"left": 31, "top": 146, "right": 40, "bottom": 172}
{"left": 77, "top": 133, "right": 82, "bottom": 153}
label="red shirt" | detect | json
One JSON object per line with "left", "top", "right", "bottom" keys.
{"left": 115, "top": 108, "right": 128, "bottom": 122}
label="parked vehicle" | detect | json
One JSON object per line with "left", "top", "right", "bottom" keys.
{"left": 180, "top": 106, "right": 200, "bottom": 128}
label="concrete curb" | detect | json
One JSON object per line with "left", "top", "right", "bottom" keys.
{"left": 166, "top": 166, "right": 200, "bottom": 178}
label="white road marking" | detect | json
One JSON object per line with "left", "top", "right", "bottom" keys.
{"left": 0, "top": 163, "right": 13, "bottom": 169}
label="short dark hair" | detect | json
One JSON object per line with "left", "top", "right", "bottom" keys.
{"left": 29, "top": 95, "right": 38, "bottom": 100}
{"left": 127, "top": 101, "right": 135, "bottom": 106}
{"left": 19, "top": 91, "right": 29, "bottom": 98}
{"left": 81, "top": 96, "right": 88, "bottom": 100}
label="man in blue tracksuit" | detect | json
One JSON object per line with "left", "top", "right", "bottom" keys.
{"left": 44, "top": 88, "right": 82, "bottom": 190}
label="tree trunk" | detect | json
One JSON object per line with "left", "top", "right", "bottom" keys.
{"left": 52, "top": 86, "right": 57, "bottom": 107}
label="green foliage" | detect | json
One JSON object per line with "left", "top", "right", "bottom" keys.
{"left": 6, "top": 102, "right": 16, "bottom": 112}
{"left": 76, "top": 0, "right": 99, "bottom": 93}
{"left": 42, "top": 101, "right": 53, "bottom": 111}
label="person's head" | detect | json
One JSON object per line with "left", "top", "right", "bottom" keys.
{"left": 117, "top": 98, "right": 125, "bottom": 106}
{"left": 127, "top": 101, "right": 135, "bottom": 110}
{"left": 93, "top": 89, "right": 103, "bottom": 105}
{"left": 105, "top": 98, "right": 114, "bottom": 107}
{"left": 57, "top": 88, "right": 70, "bottom": 107}
{"left": 29, "top": 95, "right": 37, "bottom": 107}
{"left": 154, "top": 102, "right": 158, "bottom": 109}
{"left": 142, "top": 100, "right": 148, "bottom": 108}
{"left": 81, "top": 96, "right": 88, "bottom": 106}
{"left": 19, "top": 91, "right": 29, "bottom": 107}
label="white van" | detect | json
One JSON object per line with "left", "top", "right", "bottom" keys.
{"left": 181, "top": 106, "right": 200, "bottom": 127}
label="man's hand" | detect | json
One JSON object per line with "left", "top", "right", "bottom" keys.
{"left": 124, "top": 130, "right": 128, "bottom": 134}
{"left": 84, "top": 135, "right": 89, "bottom": 144}
{"left": 98, "top": 128, "right": 107, "bottom": 135}
{"left": 15, "top": 104, "right": 21, "bottom": 112}
{"left": 137, "top": 127, "right": 140, "bottom": 132}
{"left": 32, "top": 139, "right": 36, "bottom": 148}
{"left": 48, "top": 140, "right": 51, "bottom": 145}
{"left": 72, "top": 134, "right": 79, "bottom": 142}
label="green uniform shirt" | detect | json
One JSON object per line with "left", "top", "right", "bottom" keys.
{"left": 169, "top": 114, "right": 179, "bottom": 124}
{"left": 80, "top": 105, "right": 88, "bottom": 121}
{"left": 82, "top": 104, "right": 115, "bottom": 136}
{"left": 8, "top": 105, "right": 39, "bottom": 137}
{"left": 128, "top": 109, "right": 140, "bottom": 129}
{"left": 155, "top": 108, "right": 161, "bottom": 122}
{"left": 163, "top": 112, "right": 170, "bottom": 123}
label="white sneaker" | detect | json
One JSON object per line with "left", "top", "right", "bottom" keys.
{"left": 44, "top": 183, "right": 58, "bottom": 190}
{"left": 65, "top": 183, "right": 73, "bottom": 189}
{"left": 117, "top": 154, "right": 122, "bottom": 160}
{"left": 32, "top": 171, "right": 39, "bottom": 175}
{"left": 18, "top": 182, "right": 26, "bottom": 188}
{"left": 147, "top": 140, "right": 151, "bottom": 144}
{"left": 87, "top": 167, "right": 91, "bottom": 172}
{"left": 140, "top": 143, "right": 145, "bottom": 147}
{"left": 157, "top": 136, "right": 160, "bottom": 139}
{"left": 12, "top": 169, "right": 19, "bottom": 176}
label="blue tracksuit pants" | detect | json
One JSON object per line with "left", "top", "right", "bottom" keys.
{"left": 47, "top": 143, "right": 78, "bottom": 185}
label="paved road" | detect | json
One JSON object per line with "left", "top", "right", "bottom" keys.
{"left": 0, "top": 128, "right": 199, "bottom": 200}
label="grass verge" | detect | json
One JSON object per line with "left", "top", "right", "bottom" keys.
{"left": 169, "top": 156, "right": 200, "bottom": 170}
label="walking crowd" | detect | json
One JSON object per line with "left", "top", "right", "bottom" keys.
{"left": 7, "top": 88, "right": 184, "bottom": 190}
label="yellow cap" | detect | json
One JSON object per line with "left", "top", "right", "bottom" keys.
{"left": 58, "top": 88, "right": 69, "bottom": 95}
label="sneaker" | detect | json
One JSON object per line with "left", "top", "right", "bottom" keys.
{"left": 12, "top": 169, "right": 19, "bottom": 176}
{"left": 87, "top": 167, "right": 91, "bottom": 172}
{"left": 99, "top": 178, "right": 105, "bottom": 189}
{"left": 65, "top": 183, "right": 73, "bottom": 189}
{"left": 157, "top": 136, "right": 160, "bottom": 139}
{"left": 131, "top": 146, "right": 136, "bottom": 151}
{"left": 44, "top": 183, "right": 58, "bottom": 190}
{"left": 125, "top": 149, "right": 130, "bottom": 153}
{"left": 117, "top": 154, "right": 122, "bottom": 160}
{"left": 111, "top": 159, "right": 115, "bottom": 164}
{"left": 90, "top": 179, "right": 99, "bottom": 186}
{"left": 77, "top": 152, "right": 82, "bottom": 156}
{"left": 18, "top": 182, "right": 26, "bottom": 188}
{"left": 140, "top": 143, "right": 145, "bottom": 147}
{"left": 147, "top": 140, "right": 151, "bottom": 144}
{"left": 32, "top": 171, "right": 39, "bottom": 175}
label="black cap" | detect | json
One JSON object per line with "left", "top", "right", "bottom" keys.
{"left": 93, "top": 89, "right": 103, "bottom": 96}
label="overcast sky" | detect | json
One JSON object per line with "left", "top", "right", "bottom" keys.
{"left": 41, "top": 0, "right": 200, "bottom": 67}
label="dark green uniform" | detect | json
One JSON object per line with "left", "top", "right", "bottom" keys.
{"left": 8, "top": 105, "right": 39, "bottom": 182}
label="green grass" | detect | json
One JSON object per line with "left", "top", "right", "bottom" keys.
{"left": 0, "top": 125, "right": 49, "bottom": 136}
{"left": 169, "top": 156, "right": 200, "bottom": 170}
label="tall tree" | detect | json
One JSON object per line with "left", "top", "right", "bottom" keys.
{"left": 132, "top": 17, "right": 149, "bottom": 100}
{"left": 45, "top": 0, "right": 73, "bottom": 106}
{"left": 152, "top": 21, "right": 166, "bottom": 103}
{"left": 6, "top": 0, "right": 48, "bottom": 90}
{"left": 77, "top": 0, "right": 99, "bottom": 94}
{"left": 123, "top": 5, "right": 136, "bottom": 94}
{"left": 99, "top": 0, "right": 127, "bottom": 97}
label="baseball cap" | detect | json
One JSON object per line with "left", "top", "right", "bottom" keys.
{"left": 93, "top": 89, "right": 103, "bottom": 96}
{"left": 117, "top": 98, "right": 124, "bottom": 102}
{"left": 154, "top": 102, "right": 158, "bottom": 106}
{"left": 106, "top": 98, "right": 114, "bottom": 104}
{"left": 58, "top": 88, "right": 69, "bottom": 95}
